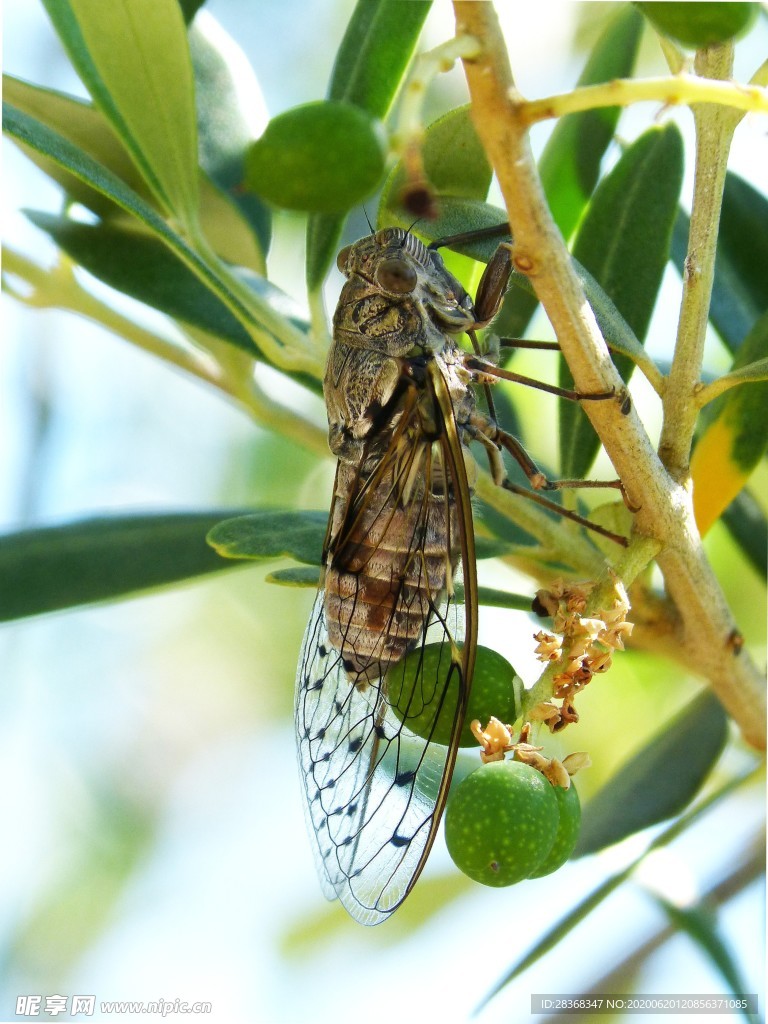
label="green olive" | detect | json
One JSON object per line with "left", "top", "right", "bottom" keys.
{"left": 387, "top": 644, "right": 519, "bottom": 746}
{"left": 445, "top": 760, "right": 559, "bottom": 886}
{"left": 636, "top": 3, "right": 757, "bottom": 49}
{"left": 527, "top": 781, "right": 581, "bottom": 877}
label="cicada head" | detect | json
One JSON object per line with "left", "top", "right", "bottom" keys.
{"left": 336, "top": 228, "right": 478, "bottom": 338}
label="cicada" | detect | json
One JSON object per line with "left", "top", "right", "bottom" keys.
{"left": 295, "top": 227, "right": 622, "bottom": 925}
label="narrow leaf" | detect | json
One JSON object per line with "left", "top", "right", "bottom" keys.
{"left": 267, "top": 566, "right": 321, "bottom": 588}
{"left": 4, "top": 74, "right": 264, "bottom": 274}
{"left": 4, "top": 104, "right": 295, "bottom": 361}
{"left": 328, "top": 0, "right": 430, "bottom": 116}
{"left": 574, "top": 690, "right": 728, "bottom": 857}
{"left": 540, "top": 6, "right": 644, "bottom": 241}
{"left": 498, "top": 5, "right": 643, "bottom": 339}
{"left": 722, "top": 489, "right": 767, "bottom": 579}
{"left": 206, "top": 510, "right": 328, "bottom": 565}
{"left": 26, "top": 213, "right": 254, "bottom": 354}
{"left": 654, "top": 897, "right": 753, "bottom": 1010}
{"left": 42, "top": 0, "right": 200, "bottom": 225}
{"left": 691, "top": 310, "right": 768, "bottom": 535}
{"left": 189, "top": 12, "right": 271, "bottom": 252}
{"left": 560, "top": 123, "right": 684, "bottom": 477}
{"left": 3, "top": 73, "right": 153, "bottom": 216}
{"left": 306, "top": 0, "right": 430, "bottom": 291}
{"left": 0, "top": 512, "right": 249, "bottom": 622}
{"left": 672, "top": 173, "right": 768, "bottom": 353}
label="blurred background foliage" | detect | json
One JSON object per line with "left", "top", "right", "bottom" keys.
{"left": 1, "top": 1, "right": 765, "bottom": 1021}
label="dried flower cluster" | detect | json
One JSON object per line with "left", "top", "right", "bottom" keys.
{"left": 532, "top": 574, "right": 633, "bottom": 731}
{"left": 469, "top": 717, "right": 591, "bottom": 789}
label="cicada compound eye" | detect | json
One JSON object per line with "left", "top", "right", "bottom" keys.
{"left": 336, "top": 245, "right": 353, "bottom": 273}
{"left": 375, "top": 256, "right": 417, "bottom": 295}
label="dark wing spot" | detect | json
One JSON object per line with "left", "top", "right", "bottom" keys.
{"left": 391, "top": 833, "right": 410, "bottom": 848}
{"left": 395, "top": 769, "right": 416, "bottom": 787}
{"left": 348, "top": 736, "right": 363, "bottom": 753}
{"left": 318, "top": 644, "right": 328, "bottom": 657}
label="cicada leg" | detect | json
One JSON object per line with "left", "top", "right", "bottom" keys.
{"left": 463, "top": 410, "right": 629, "bottom": 546}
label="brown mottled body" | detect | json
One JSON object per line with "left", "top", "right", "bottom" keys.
{"left": 324, "top": 442, "right": 460, "bottom": 684}
{"left": 322, "top": 230, "right": 479, "bottom": 685}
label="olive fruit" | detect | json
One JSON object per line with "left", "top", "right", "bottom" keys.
{"left": 527, "top": 781, "right": 581, "bottom": 878}
{"left": 636, "top": 3, "right": 757, "bottom": 49}
{"left": 445, "top": 760, "right": 559, "bottom": 886}
{"left": 388, "top": 644, "right": 519, "bottom": 746}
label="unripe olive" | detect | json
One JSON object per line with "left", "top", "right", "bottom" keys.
{"left": 527, "top": 781, "right": 581, "bottom": 877}
{"left": 387, "top": 644, "right": 518, "bottom": 746}
{"left": 445, "top": 760, "right": 559, "bottom": 886}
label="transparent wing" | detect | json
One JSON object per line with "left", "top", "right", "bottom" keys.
{"left": 295, "top": 363, "right": 477, "bottom": 925}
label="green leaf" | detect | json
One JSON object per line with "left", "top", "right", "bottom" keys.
{"left": 206, "top": 510, "right": 328, "bottom": 565}
{"left": 473, "top": 536, "right": 513, "bottom": 561}
{"left": 0, "top": 512, "right": 249, "bottom": 622}
{"left": 722, "top": 489, "right": 767, "bottom": 579}
{"left": 654, "top": 898, "right": 753, "bottom": 1010}
{"left": 497, "top": 5, "right": 643, "bottom": 340}
{"left": 636, "top": 2, "right": 758, "bottom": 49}
{"left": 328, "top": 0, "right": 430, "bottom": 117}
{"left": 560, "top": 123, "right": 684, "bottom": 477}
{"left": 42, "top": 0, "right": 200, "bottom": 226}
{"left": 541, "top": 6, "right": 643, "bottom": 242}
{"left": 26, "top": 212, "right": 254, "bottom": 354}
{"left": 672, "top": 174, "right": 768, "bottom": 353}
{"left": 3, "top": 74, "right": 153, "bottom": 217}
{"left": 463, "top": 586, "right": 534, "bottom": 611}
{"left": 178, "top": 0, "right": 207, "bottom": 24}
{"left": 305, "top": 214, "right": 348, "bottom": 298}
{"left": 306, "top": 0, "right": 430, "bottom": 291}
{"left": 4, "top": 75, "right": 265, "bottom": 275}
{"left": 245, "top": 101, "right": 386, "bottom": 214}
{"left": 188, "top": 13, "right": 271, "bottom": 253}
{"left": 4, "top": 103, "right": 296, "bottom": 361}
{"left": 574, "top": 690, "right": 728, "bottom": 857}
{"left": 716, "top": 174, "right": 768, "bottom": 336}
{"left": 267, "top": 566, "right": 322, "bottom": 588}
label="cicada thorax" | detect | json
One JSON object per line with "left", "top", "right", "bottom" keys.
{"left": 323, "top": 423, "right": 461, "bottom": 687}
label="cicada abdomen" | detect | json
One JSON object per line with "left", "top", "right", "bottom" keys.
{"left": 324, "top": 411, "right": 462, "bottom": 687}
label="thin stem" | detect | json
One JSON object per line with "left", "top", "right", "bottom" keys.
{"left": 3, "top": 247, "right": 328, "bottom": 459}
{"left": 695, "top": 357, "right": 768, "bottom": 407}
{"left": 453, "top": 2, "right": 766, "bottom": 750}
{"left": 390, "top": 35, "right": 482, "bottom": 190}
{"left": 520, "top": 74, "right": 768, "bottom": 125}
{"left": 658, "top": 45, "right": 741, "bottom": 481}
